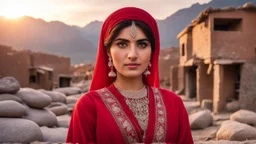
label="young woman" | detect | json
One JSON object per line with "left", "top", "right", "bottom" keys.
{"left": 67, "top": 7, "right": 193, "bottom": 144}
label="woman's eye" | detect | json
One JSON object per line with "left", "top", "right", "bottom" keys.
{"left": 117, "top": 42, "right": 127, "bottom": 48}
{"left": 137, "top": 42, "right": 148, "bottom": 48}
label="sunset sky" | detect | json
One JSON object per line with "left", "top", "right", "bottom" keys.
{"left": 0, "top": 0, "right": 211, "bottom": 27}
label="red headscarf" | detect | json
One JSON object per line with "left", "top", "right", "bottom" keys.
{"left": 90, "top": 7, "right": 160, "bottom": 91}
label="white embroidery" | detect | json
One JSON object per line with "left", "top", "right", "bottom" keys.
{"left": 97, "top": 88, "right": 139, "bottom": 144}
{"left": 152, "top": 88, "right": 167, "bottom": 142}
{"left": 97, "top": 87, "right": 167, "bottom": 143}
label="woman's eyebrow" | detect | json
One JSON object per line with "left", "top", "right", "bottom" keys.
{"left": 137, "top": 38, "right": 150, "bottom": 42}
{"left": 114, "top": 38, "right": 150, "bottom": 43}
{"left": 114, "top": 38, "right": 130, "bottom": 42}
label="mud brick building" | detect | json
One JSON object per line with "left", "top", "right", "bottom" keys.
{"left": 72, "top": 63, "right": 94, "bottom": 83}
{"left": 0, "top": 44, "right": 72, "bottom": 90}
{"left": 172, "top": 3, "right": 256, "bottom": 113}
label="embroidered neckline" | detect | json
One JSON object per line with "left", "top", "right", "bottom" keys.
{"left": 96, "top": 87, "right": 167, "bottom": 143}
{"left": 96, "top": 88, "right": 139, "bottom": 144}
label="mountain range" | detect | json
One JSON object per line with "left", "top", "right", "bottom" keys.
{"left": 0, "top": 0, "right": 255, "bottom": 64}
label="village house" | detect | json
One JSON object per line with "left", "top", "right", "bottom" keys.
{"left": 0, "top": 44, "right": 72, "bottom": 90}
{"left": 72, "top": 63, "right": 94, "bottom": 83}
{"left": 173, "top": 3, "right": 256, "bottom": 113}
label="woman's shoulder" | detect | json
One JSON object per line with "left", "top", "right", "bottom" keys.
{"left": 78, "top": 86, "right": 111, "bottom": 101}
{"left": 74, "top": 88, "right": 108, "bottom": 113}
{"left": 78, "top": 88, "right": 103, "bottom": 102}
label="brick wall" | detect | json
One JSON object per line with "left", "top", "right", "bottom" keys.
{"left": 210, "top": 11, "right": 256, "bottom": 60}
{"left": 192, "top": 20, "right": 211, "bottom": 60}
{"left": 0, "top": 45, "right": 30, "bottom": 87}
{"left": 197, "top": 63, "right": 213, "bottom": 103}
{"left": 31, "top": 52, "right": 71, "bottom": 87}
{"left": 0, "top": 45, "right": 71, "bottom": 89}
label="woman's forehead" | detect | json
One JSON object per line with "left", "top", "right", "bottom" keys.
{"left": 115, "top": 25, "right": 147, "bottom": 41}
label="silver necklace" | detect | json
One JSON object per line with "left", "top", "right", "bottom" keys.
{"left": 114, "top": 83, "right": 147, "bottom": 99}
{"left": 114, "top": 83, "right": 149, "bottom": 140}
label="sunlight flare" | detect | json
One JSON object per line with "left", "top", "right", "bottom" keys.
{"left": 2, "top": 2, "right": 28, "bottom": 19}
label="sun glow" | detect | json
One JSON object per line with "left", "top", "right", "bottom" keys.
{"left": 2, "top": 2, "right": 28, "bottom": 19}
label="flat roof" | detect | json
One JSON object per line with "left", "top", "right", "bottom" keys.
{"left": 177, "top": 3, "right": 256, "bottom": 38}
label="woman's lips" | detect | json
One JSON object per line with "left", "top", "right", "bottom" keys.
{"left": 124, "top": 64, "right": 140, "bottom": 69}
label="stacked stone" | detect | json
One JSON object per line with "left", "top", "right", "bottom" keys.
{"left": 53, "top": 87, "right": 83, "bottom": 113}
{"left": 0, "top": 77, "right": 72, "bottom": 143}
{"left": 40, "top": 89, "right": 71, "bottom": 128}
{"left": 0, "top": 77, "right": 43, "bottom": 143}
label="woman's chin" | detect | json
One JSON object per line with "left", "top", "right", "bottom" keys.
{"left": 120, "top": 72, "right": 144, "bottom": 79}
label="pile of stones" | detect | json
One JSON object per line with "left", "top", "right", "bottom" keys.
{"left": 0, "top": 77, "right": 83, "bottom": 143}
{"left": 185, "top": 98, "right": 256, "bottom": 143}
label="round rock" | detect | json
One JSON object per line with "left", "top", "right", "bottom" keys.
{"left": 39, "top": 90, "right": 66, "bottom": 103}
{"left": 15, "top": 88, "right": 52, "bottom": 109}
{"left": 66, "top": 95, "right": 80, "bottom": 104}
{"left": 0, "top": 93, "right": 22, "bottom": 103}
{"left": 40, "top": 126, "right": 68, "bottom": 143}
{"left": 189, "top": 109, "right": 213, "bottom": 129}
{"left": 23, "top": 105, "right": 58, "bottom": 127}
{"left": 0, "top": 77, "right": 20, "bottom": 94}
{"left": 0, "top": 118, "right": 43, "bottom": 143}
{"left": 57, "top": 114, "right": 71, "bottom": 128}
{"left": 226, "top": 101, "right": 240, "bottom": 112}
{"left": 0, "top": 100, "right": 26, "bottom": 117}
{"left": 230, "top": 109, "right": 256, "bottom": 126}
{"left": 67, "top": 103, "right": 76, "bottom": 112}
{"left": 216, "top": 120, "right": 256, "bottom": 141}
{"left": 47, "top": 102, "right": 69, "bottom": 116}
{"left": 53, "top": 87, "right": 82, "bottom": 96}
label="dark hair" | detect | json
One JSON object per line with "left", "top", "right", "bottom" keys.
{"left": 104, "top": 20, "right": 155, "bottom": 52}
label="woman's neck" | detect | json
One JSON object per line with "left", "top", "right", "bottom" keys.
{"left": 114, "top": 74, "right": 144, "bottom": 91}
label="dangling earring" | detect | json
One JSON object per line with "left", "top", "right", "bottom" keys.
{"left": 108, "top": 56, "right": 116, "bottom": 77}
{"left": 144, "top": 62, "right": 151, "bottom": 76}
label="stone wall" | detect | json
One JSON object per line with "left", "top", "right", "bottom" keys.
{"left": 239, "top": 62, "right": 256, "bottom": 112}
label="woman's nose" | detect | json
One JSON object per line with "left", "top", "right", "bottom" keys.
{"left": 127, "top": 45, "right": 138, "bottom": 60}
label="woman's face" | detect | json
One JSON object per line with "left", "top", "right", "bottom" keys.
{"left": 108, "top": 24, "right": 152, "bottom": 79}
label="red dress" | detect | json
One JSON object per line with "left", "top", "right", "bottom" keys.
{"left": 66, "top": 84, "right": 193, "bottom": 144}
